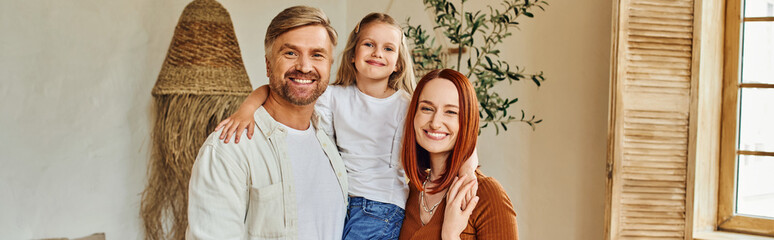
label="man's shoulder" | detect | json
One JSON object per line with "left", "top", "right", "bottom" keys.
{"left": 313, "top": 126, "right": 337, "bottom": 145}
{"left": 201, "top": 127, "right": 267, "bottom": 152}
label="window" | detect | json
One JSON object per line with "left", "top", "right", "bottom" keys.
{"left": 718, "top": 0, "right": 774, "bottom": 236}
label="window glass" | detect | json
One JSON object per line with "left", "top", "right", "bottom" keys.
{"left": 741, "top": 22, "right": 774, "bottom": 84}
{"left": 738, "top": 88, "right": 774, "bottom": 152}
{"left": 736, "top": 155, "right": 774, "bottom": 218}
{"left": 744, "top": 0, "right": 774, "bottom": 17}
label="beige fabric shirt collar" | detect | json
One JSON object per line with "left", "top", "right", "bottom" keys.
{"left": 253, "top": 105, "right": 322, "bottom": 139}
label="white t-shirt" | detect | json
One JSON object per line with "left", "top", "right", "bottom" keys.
{"left": 315, "top": 85, "right": 410, "bottom": 209}
{"left": 283, "top": 123, "right": 347, "bottom": 240}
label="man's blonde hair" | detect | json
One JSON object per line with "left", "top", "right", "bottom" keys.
{"left": 333, "top": 13, "right": 416, "bottom": 94}
{"left": 264, "top": 6, "right": 338, "bottom": 56}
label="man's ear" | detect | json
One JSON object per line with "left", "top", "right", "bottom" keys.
{"left": 265, "top": 56, "right": 270, "bottom": 78}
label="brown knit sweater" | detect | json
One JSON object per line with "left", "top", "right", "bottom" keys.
{"left": 399, "top": 170, "right": 519, "bottom": 240}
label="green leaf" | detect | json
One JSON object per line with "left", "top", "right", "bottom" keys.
{"left": 484, "top": 106, "right": 494, "bottom": 118}
{"left": 501, "top": 122, "right": 508, "bottom": 131}
{"left": 524, "top": 12, "right": 534, "bottom": 18}
{"left": 531, "top": 75, "right": 542, "bottom": 86}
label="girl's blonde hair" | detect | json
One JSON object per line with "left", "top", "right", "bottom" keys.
{"left": 333, "top": 13, "right": 416, "bottom": 94}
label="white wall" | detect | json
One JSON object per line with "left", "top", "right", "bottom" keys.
{"left": 0, "top": 0, "right": 347, "bottom": 239}
{"left": 0, "top": 0, "right": 610, "bottom": 239}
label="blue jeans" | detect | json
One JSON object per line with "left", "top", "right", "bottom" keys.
{"left": 342, "top": 197, "right": 405, "bottom": 240}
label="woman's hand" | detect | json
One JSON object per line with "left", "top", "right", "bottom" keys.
{"left": 215, "top": 110, "right": 255, "bottom": 144}
{"left": 441, "top": 174, "right": 479, "bottom": 240}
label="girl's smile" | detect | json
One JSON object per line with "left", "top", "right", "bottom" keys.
{"left": 354, "top": 22, "right": 402, "bottom": 82}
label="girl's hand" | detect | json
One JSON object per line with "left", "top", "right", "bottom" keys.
{"left": 458, "top": 148, "right": 479, "bottom": 207}
{"left": 215, "top": 110, "right": 255, "bottom": 144}
{"left": 459, "top": 147, "right": 479, "bottom": 176}
{"left": 214, "top": 85, "right": 269, "bottom": 143}
{"left": 441, "top": 175, "right": 479, "bottom": 240}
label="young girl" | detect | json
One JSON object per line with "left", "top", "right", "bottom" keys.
{"left": 216, "top": 13, "right": 476, "bottom": 239}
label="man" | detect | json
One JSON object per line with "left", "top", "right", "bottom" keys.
{"left": 186, "top": 6, "right": 347, "bottom": 240}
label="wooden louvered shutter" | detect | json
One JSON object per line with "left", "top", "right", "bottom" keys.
{"left": 605, "top": 0, "right": 696, "bottom": 239}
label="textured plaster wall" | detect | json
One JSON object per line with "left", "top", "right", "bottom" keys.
{"left": 0, "top": 0, "right": 346, "bottom": 239}
{"left": 0, "top": 0, "right": 610, "bottom": 239}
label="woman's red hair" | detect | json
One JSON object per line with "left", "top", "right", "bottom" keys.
{"left": 401, "top": 69, "right": 480, "bottom": 194}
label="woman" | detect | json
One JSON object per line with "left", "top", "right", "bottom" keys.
{"left": 399, "top": 69, "right": 519, "bottom": 240}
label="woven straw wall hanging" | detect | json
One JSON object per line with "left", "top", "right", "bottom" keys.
{"left": 140, "top": 0, "right": 252, "bottom": 239}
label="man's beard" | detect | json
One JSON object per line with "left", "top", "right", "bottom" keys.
{"left": 270, "top": 69, "right": 326, "bottom": 106}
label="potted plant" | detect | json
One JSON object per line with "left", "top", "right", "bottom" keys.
{"left": 405, "top": 0, "right": 548, "bottom": 133}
